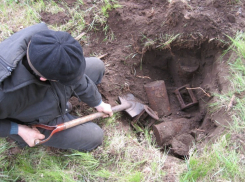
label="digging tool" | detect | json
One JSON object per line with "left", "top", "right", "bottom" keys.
{"left": 33, "top": 93, "right": 158, "bottom": 146}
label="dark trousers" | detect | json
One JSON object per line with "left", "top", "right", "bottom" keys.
{"left": 10, "top": 57, "right": 105, "bottom": 151}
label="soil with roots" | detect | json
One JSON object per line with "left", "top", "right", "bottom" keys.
{"left": 40, "top": 0, "right": 244, "bottom": 175}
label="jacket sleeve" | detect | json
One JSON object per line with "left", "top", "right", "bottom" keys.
{"left": 0, "top": 119, "right": 12, "bottom": 137}
{"left": 0, "top": 90, "right": 19, "bottom": 137}
{"left": 73, "top": 74, "right": 102, "bottom": 107}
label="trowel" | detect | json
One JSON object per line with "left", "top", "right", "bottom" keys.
{"left": 33, "top": 93, "right": 158, "bottom": 145}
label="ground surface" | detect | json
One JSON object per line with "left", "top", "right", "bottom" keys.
{"left": 41, "top": 0, "right": 244, "bottom": 157}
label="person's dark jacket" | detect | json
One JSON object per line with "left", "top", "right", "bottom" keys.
{"left": 0, "top": 23, "right": 102, "bottom": 137}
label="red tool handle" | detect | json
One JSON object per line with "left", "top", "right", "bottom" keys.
{"left": 34, "top": 102, "right": 131, "bottom": 145}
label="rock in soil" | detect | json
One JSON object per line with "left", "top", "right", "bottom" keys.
{"left": 171, "top": 133, "right": 195, "bottom": 157}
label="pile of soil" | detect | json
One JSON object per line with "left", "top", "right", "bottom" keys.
{"left": 41, "top": 0, "right": 245, "bottom": 157}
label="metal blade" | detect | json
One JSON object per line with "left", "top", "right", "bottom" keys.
{"left": 119, "top": 93, "right": 144, "bottom": 117}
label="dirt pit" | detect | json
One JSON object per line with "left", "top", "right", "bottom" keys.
{"left": 38, "top": 0, "right": 244, "bottom": 158}
{"left": 70, "top": 41, "right": 228, "bottom": 158}
{"left": 103, "top": 42, "right": 224, "bottom": 157}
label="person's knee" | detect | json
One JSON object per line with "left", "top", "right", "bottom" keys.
{"left": 42, "top": 121, "right": 104, "bottom": 151}
{"left": 96, "top": 58, "right": 105, "bottom": 74}
{"left": 85, "top": 57, "right": 105, "bottom": 84}
{"left": 78, "top": 123, "right": 104, "bottom": 151}
{"left": 89, "top": 126, "right": 104, "bottom": 149}
{"left": 94, "top": 58, "right": 105, "bottom": 83}
{"left": 87, "top": 57, "right": 105, "bottom": 74}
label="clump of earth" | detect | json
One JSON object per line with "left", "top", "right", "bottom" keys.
{"left": 41, "top": 0, "right": 245, "bottom": 157}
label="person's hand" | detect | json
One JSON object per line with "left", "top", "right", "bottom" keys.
{"left": 95, "top": 101, "right": 113, "bottom": 117}
{"left": 18, "top": 124, "right": 45, "bottom": 147}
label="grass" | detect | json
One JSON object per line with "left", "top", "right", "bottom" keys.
{"left": 101, "top": 0, "right": 122, "bottom": 18}
{"left": 181, "top": 135, "right": 245, "bottom": 181}
{"left": 0, "top": 146, "right": 100, "bottom": 181}
{"left": 0, "top": 0, "right": 120, "bottom": 41}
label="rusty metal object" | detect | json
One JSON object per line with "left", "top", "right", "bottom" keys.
{"left": 130, "top": 109, "right": 146, "bottom": 132}
{"left": 130, "top": 105, "right": 159, "bottom": 131}
{"left": 147, "top": 118, "right": 156, "bottom": 128}
{"left": 153, "top": 112, "right": 205, "bottom": 147}
{"left": 144, "top": 105, "right": 159, "bottom": 120}
{"left": 144, "top": 80, "right": 171, "bottom": 117}
{"left": 152, "top": 118, "right": 191, "bottom": 146}
{"left": 174, "top": 84, "right": 198, "bottom": 110}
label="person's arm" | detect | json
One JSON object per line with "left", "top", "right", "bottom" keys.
{"left": 73, "top": 74, "right": 113, "bottom": 116}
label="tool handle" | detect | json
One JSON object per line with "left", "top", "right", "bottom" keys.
{"left": 64, "top": 102, "right": 131, "bottom": 129}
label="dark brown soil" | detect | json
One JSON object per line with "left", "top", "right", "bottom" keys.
{"left": 40, "top": 11, "right": 70, "bottom": 25}
{"left": 40, "top": 0, "right": 245, "bottom": 157}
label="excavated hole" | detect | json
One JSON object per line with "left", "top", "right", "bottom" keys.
{"left": 134, "top": 43, "right": 222, "bottom": 158}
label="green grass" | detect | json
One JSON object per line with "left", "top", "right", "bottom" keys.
{"left": 101, "top": 0, "right": 122, "bottom": 18}
{"left": 0, "top": 0, "right": 120, "bottom": 41}
{"left": 181, "top": 135, "right": 245, "bottom": 181}
{"left": 0, "top": 146, "right": 101, "bottom": 181}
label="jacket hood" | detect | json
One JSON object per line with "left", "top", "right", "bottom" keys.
{"left": 0, "top": 23, "right": 48, "bottom": 83}
{"left": 2, "top": 60, "right": 44, "bottom": 92}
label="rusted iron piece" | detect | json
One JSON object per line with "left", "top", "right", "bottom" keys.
{"left": 138, "top": 116, "right": 156, "bottom": 128}
{"left": 131, "top": 110, "right": 145, "bottom": 125}
{"left": 174, "top": 84, "right": 198, "bottom": 110}
{"left": 144, "top": 105, "right": 159, "bottom": 120}
{"left": 152, "top": 118, "right": 192, "bottom": 146}
{"left": 130, "top": 110, "right": 145, "bottom": 132}
{"left": 130, "top": 105, "right": 159, "bottom": 130}
{"left": 147, "top": 118, "right": 156, "bottom": 128}
{"left": 144, "top": 80, "right": 171, "bottom": 117}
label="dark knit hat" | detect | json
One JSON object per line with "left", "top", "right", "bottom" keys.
{"left": 27, "top": 30, "right": 86, "bottom": 85}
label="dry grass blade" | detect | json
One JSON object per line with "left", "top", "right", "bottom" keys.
{"left": 186, "top": 87, "right": 211, "bottom": 97}
{"left": 75, "top": 32, "right": 86, "bottom": 41}
{"left": 97, "top": 53, "right": 108, "bottom": 59}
